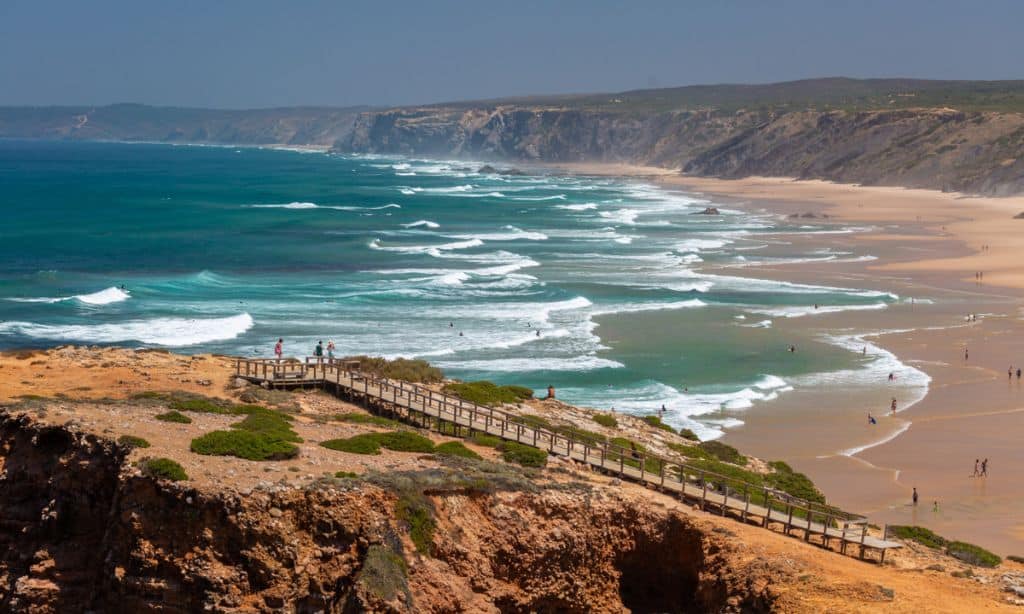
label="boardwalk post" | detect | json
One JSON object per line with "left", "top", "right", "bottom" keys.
{"left": 786, "top": 504, "right": 794, "bottom": 536}
{"left": 700, "top": 472, "right": 707, "bottom": 510}
{"left": 722, "top": 484, "right": 728, "bottom": 516}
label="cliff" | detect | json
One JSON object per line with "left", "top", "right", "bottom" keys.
{"left": 339, "top": 105, "right": 1024, "bottom": 196}
{"left": 0, "top": 104, "right": 367, "bottom": 146}
{"left": 2, "top": 347, "right": 1022, "bottom": 613}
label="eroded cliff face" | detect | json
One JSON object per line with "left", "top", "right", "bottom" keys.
{"left": 0, "top": 413, "right": 776, "bottom": 613}
{"left": 339, "top": 106, "right": 1024, "bottom": 195}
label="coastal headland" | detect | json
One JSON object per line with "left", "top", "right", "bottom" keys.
{"left": 1, "top": 347, "right": 1023, "bottom": 611}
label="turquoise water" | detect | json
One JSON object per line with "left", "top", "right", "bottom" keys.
{"left": 0, "top": 140, "right": 902, "bottom": 438}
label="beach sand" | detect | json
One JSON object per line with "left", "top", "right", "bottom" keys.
{"left": 551, "top": 163, "right": 1024, "bottom": 555}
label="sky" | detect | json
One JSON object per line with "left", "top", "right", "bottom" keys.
{"left": 2, "top": 0, "right": 1023, "bottom": 109}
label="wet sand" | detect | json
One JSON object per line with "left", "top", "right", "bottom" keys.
{"left": 549, "top": 164, "right": 1024, "bottom": 555}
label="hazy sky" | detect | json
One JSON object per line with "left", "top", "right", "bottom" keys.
{"left": 2, "top": 0, "right": 1022, "bottom": 108}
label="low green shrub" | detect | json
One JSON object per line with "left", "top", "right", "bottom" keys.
{"left": 767, "top": 461, "right": 825, "bottom": 504}
{"left": 443, "top": 381, "right": 534, "bottom": 406}
{"left": 142, "top": 457, "right": 188, "bottom": 481}
{"left": 191, "top": 430, "right": 299, "bottom": 460}
{"left": 117, "top": 435, "right": 150, "bottom": 449}
{"left": 321, "top": 431, "right": 435, "bottom": 455}
{"left": 343, "top": 355, "right": 443, "bottom": 383}
{"left": 641, "top": 415, "right": 676, "bottom": 434}
{"left": 356, "top": 545, "right": 411, "bottom": 603}
{"left": 888, "top": 525, "right": 948, "bottom": 549}
{"left": 499, "top": 441, "right": 548, "bottom": 467}
{"left": 468, "top": 432, "right": 503, "bottom": 448}
{"left": 699, "top": 440, "right": 747, "bottom": 465}
{"left": 131, "top": 391, "right": 166, "bottom": 400}
{"left": 334, "top": 471, "right": 359, "bottom": 479}
{"left": 947, "top": 541, "right": 1001, "bottom": 568}
{"left": 322, "top": 433, "right": 384, "bottom": 455}
{"left": 678, "top": 428, "right": 700, "bottom": 442}
{"left": 155, "top": 410, "right": 192, "bottom": 424}
{"left": 434, "top": 441, "right": 482, "bottom": 460}
{"left": 230, "top": 410, "right": 303, "bottom": 442}
{"left": 592, "top": 414, "right": 618, "bottom": 428}
{"left": 666, "top": 441, "right": 713, "bottom": 461}
{"left": 396, "top": 493, "right": 435, "bottom": 554}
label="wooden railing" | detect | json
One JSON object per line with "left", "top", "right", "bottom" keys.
{"left": 235, "top": 356, "right": 870, "bottom": 534}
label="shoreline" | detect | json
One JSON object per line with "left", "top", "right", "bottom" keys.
{"left": 545, "top": 162, "right": 1024, "bottom": 554}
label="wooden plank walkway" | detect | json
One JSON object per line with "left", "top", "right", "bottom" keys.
{"left": 236, "top": 357, "right": 902, "bottom": 562}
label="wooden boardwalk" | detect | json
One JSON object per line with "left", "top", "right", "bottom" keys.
{"left": 236, "top": 357, "right": 902, "bottom": 562}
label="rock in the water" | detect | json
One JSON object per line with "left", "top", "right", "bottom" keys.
{"left": 693, "top": 207, "right": 721, "bottom": 215}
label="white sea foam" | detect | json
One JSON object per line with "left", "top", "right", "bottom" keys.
{"left": 556, "top": 203, "right": 598, "bottom": 211}
{"left": 0, "top": 313, "right": 254, "bottom": 346}
{"left": 401, "top": 220, "right": 441, "bottom": 229}
{"left": 745, "top": 303, "right": 888, "bottom": 318}
{"left": 509, "top": 194, "right": 567, "bottom": 201}
{"left": 368, "top": 238, "right": 484, "bottom": 254}
{"left": 590, "top": 299, "right": 706, "bottom": 316}
{"left": 449, "top": 226, "right": 548, "bottom": 242}
{"left": 437, "top": 355, "right": 623, "bottom": 373}
{"left": 676, "top": 238, "right": 729, "bottom": 252}
{"left": 7, "top": 287, "right": 131, "bottom": 306}
{"left": 250, "top": 202, "right": 400, "bottom": 211}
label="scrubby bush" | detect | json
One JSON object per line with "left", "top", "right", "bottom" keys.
{"left": 334, "top": 471, "right": 359, "bottom": 479}
{"left": 321, "top": 431, "right": 435, "bottom": 455}
{"left": 191, "top": 430, "right": 299, "bottom": 460}
{"left": 434, "top": 441, "right": 482, "bottom": 460}
{"left": 641, "top": 415, "right": 676, "bottom": 434}
{"left": 155, "top": 410, "right": 192, "bottom": 424}
{"left": 499, "top": 441, "right": 548, "bottom": 467}
{"left": 142, "top": 457, "right": 188, "bottom": 481}
{"left": 592, "top": 414, "right": 618, "bottom": 428}
{"left": 117, "top": 435, "right": 150, "bottom": 449}
{"left": 170, "top": 397, "right": 232, "bottom": 414}
{"left": 396, "top": 494, "right": 435, "bottom": 554}
{"left": 888, "top": 525, "right": 948, "bottom": 549}
{"left": 343, "top": 355, "right": 443, "bottom": 383}
{"left": 321, "top": 433, "right": 384, "bottom": 455}
{"left": 767, "top": 461, "right": 825, "bottom": 503}
{"left": 468, "top": 432, "right": 503, "bottom": 448}
{"left": 947, "top": 541, "right": 1001, "bottom": 568}
{"left": 231, "top": 409, "right": 302, "bottom": 443}
{"left": 699, "top": 440, "right": 747, "bottom": 465}
{"left": 678, "top": 428, "right": 700, "bottom": 442}
{"left": 443, "top": 381, "right": 534, "bottom": 406}
{"left": 666, "top": 441, "right": 713, "bottom": 461}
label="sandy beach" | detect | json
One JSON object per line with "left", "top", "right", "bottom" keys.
{"left": 552, "top": 163, "right": 1024, "bottom": 555}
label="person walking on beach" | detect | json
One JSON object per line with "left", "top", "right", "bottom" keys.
{"left": 1017, "top": 368, "right": 1021, "bottom": 380}
{"left": 326, "top": 340, "right": 335, "bottom": 360}
{"left": 274, "top": 338, "right": 283, "bottom": 361}
{"left": 868, "top": 413, "right": 877, "bottom": 425}
{"left": 973, "top": 459, "right": 980, "bottom": 477}
{"left": 965, "top": 347, "right": 969, "bottom": 361}
{"left": 891, "top": 398, "right": 897, "bottom": 415}
{"left": 659, "top": 404, "right": 666, "bottom": 419}
{"left": 912, "top": 487, "right": 919, "bottom": 506}
{"left": 1010, "top": 366, "right": 1014, "bottom": 381}
{"left": 981, "top": 458, "right": 988, "bottom": 477}
{"left": 888, "top": 372, "right": 895, "bottom": 382}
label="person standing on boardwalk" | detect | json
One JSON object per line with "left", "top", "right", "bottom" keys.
{"left": 326, "top": 340, "right": 336, "bottom": 360}
{"left": 314, "top": 340, "right": 324, "bottom": 361}
{"left": 912, "top": 487, "right": 919, "bottom": 506}
{"left": 274, "top": 338, "right": 283, "bottom": 361}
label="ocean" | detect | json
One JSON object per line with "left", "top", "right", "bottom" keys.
{"left": 0, "top": 139, "right": 926, "bottom": 440}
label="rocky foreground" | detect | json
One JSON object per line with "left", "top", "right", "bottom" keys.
{"left": 1, "top": 347, "right": 1023, "bottom": 613}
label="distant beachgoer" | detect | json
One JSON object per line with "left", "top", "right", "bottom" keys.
{"left": 459, "top": 331, "right": 464, "bottom": 337}
{"left": 683, "top": 387, "right": 688, "bottom": 393}
{"left": 659, "top": 404, "right": 666, "bottom": 419}
{"left": 274, "top": 338, "right": 283, "bottom": 361}
{"left": 1017, "top": 368, "right": 1021, "bottom": 380}
{"left": 449, "top": 322, "right": 454, "bottom": 328}
{"left": 788, "top": 344, "right": 796, "bottom": 353}
{"left": 314, "top": 340, "right": 323, "bottom": 358}
{"left": 1010, "top": 367, "right": 1014, "bottom": 381}
{"left": 891, "top": 398, "right": 897, "bottom": 414}
{"left": 863, "top": 346, "right": 867, "bottom": 355}
{"left": 868, "top": 413, "right": 877, "bottom": 425}
{"left": 981, "top": 458, "right": 988, "bottom": 476}
{"left": 888, "top": 372, "right": 895, "bottom": 382}
{"left": 814, "top": 303, "right": 819, "bottom": 310}
{"left": 912, "top": 488, "right": 919, "bottom": 506}
{"left": 965, "top": 348, "right": 969, "bottom": 361}
{"left": 536, "top": 329, "right": 541, "bottom": 337}
{"left": 326, "top": 340, "right": 335, "bottom": 359}
{"left": 546, "top": 385, "right": 556, "bottom": 400}
{"left": 933, "top": 501, "right": 939, "bottom": 512}
{"left": 973, "top": 459, "right": 979, "bottom": 477}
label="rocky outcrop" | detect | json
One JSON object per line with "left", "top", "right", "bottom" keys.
{"left": 338, "top": 105, "right": 1024, "bottom": 195}
{"left": 0, "top": 413, "right": 777, "bottom": 612}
